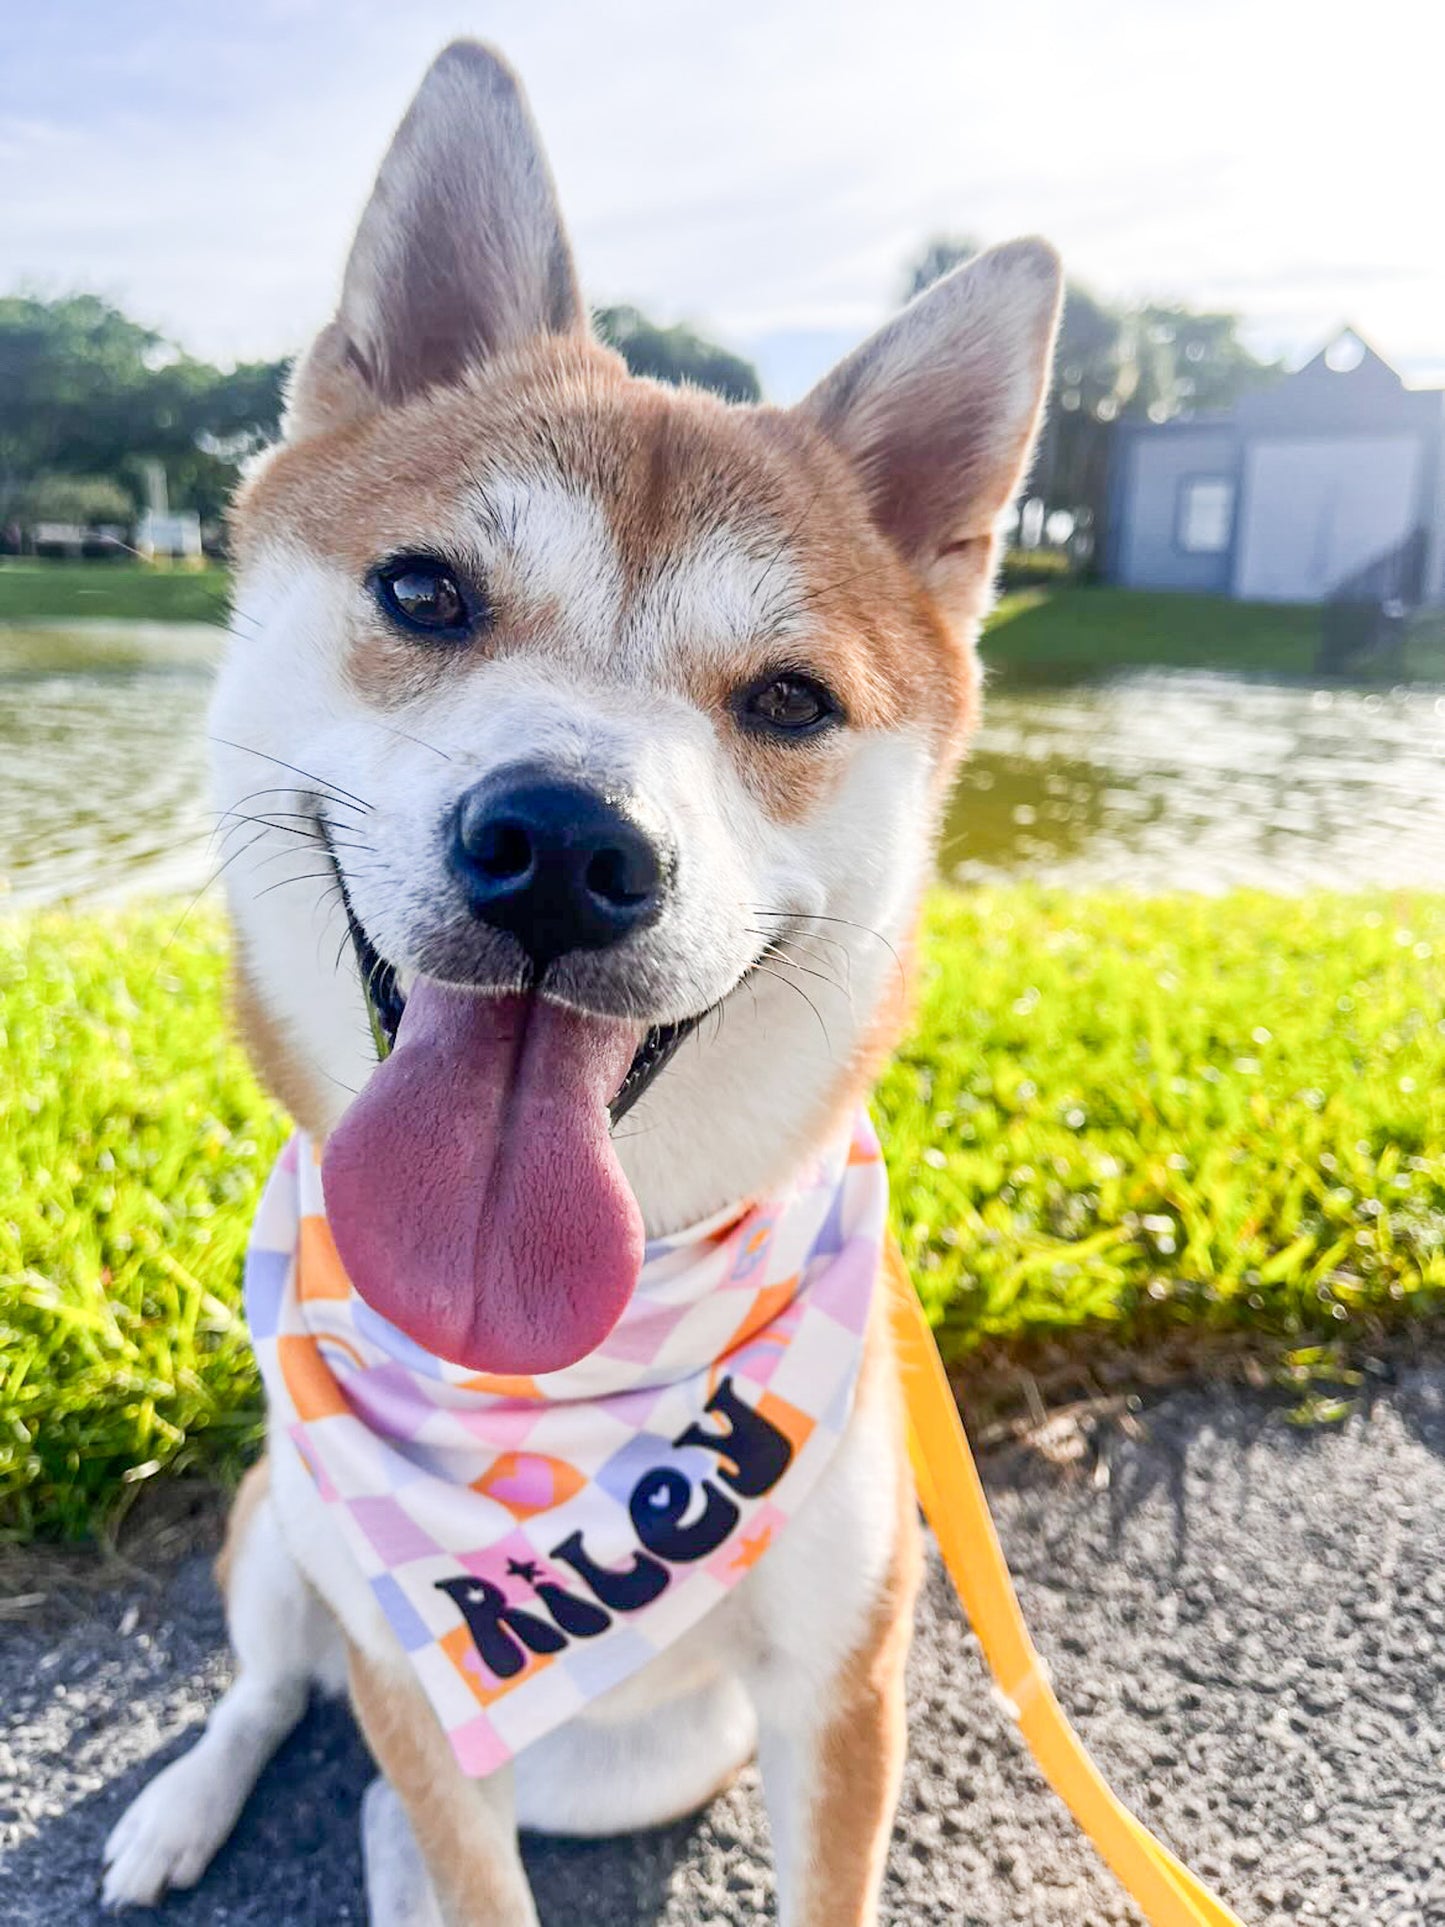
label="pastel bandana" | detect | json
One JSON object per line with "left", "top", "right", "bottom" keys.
{"left": 244, "top": 1113, "right": 887, "bottom": 1776}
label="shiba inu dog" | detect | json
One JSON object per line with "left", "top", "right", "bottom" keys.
{"left": 101, "top": 41, "right": 1060, "bottom": 1925}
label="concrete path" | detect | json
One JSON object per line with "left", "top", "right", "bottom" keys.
{"left": 5, "top": 1368, "right": 1445, "bottom": 1925}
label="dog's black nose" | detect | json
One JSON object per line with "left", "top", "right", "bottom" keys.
{"left": 451, "top": 769, "right": 668, "bottom": 968}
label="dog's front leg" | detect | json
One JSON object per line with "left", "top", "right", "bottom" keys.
{"left": 753, "top": 1547, "right": 916, "bottom": 1927}
{"left": 349, "top": 1646, "right": 537, "bottom": 1927}
{"left": 741, "top": 1293, "right": 923, "bottom": 1927}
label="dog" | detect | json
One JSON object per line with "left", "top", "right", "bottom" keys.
{"left": 101, "top": 41, "right": 1060, "bottom": 1925}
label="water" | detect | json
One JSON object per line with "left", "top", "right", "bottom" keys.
{"left": 4, "top": 623, "right": 1445, "bottom": 909}
{"left": 944, "top": 672, "right": 1445, "bottom": 893}
{"left": 0, "top": 623, "right": 222, "bottom": 910}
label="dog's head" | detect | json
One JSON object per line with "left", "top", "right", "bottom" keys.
{"left": 215, "top": 42, "right": 1060, "bottom": 1375}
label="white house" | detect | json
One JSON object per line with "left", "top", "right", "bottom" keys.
{"left": 1104, "top": 333, "right": 1445, "bottom": 607}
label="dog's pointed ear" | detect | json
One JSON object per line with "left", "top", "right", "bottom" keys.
{"left": 798, "top": 239, "right": 1062, "bottom": 624}
{"left": 286, "top": 41, "right": 585, "bottom": 440}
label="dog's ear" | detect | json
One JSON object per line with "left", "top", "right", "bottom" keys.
{"left": 798, "top": 240, "right": 1062, "bottom": 626}
{"left": 286, "top": 41, "right": 585, "bottom": 440}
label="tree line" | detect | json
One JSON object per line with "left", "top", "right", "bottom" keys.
{"left": 0, "top": 245, "right": 1272, "bottom": 555}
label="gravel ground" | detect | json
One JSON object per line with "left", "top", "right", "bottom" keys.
{"left": 6, "top": 1367, "right": 1445, "bottom": 1926}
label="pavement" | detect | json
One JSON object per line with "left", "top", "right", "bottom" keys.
{"left": 6, "top": 1367, "right": 1445, "bottom": 1926}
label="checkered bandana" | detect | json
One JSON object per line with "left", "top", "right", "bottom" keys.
{"left": 244, "top": 1113, "right": 887, "bottom": 1776}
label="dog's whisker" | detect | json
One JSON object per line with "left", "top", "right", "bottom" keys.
{"left": 744, "top": 931, "right": 848, "bottom": 999}
{"left": 749, "top": 908, "right": 905, "bottom": 990}
{"left": 369, "top": 716, "right": 461, "bottom": 764}
{"left": 207, "top": 736, "right": 374, "bottom": 815}
{"left": 250, "top": 868, "right": 357, "bottom": 904}
{"left": 750, "top": 963, "right": 832, "bottom": 1052}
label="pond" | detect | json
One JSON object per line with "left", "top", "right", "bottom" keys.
{"left": 3, "top": 621, "right": 1445, "bottom": 909}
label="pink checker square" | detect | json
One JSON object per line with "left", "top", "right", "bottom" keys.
{"left": 449, "top": 1714, "right": 511, "bottom": 1778}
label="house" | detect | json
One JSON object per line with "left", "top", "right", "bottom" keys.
{"left": 1104, "top": 332, "right": 1445, "bottom": 606}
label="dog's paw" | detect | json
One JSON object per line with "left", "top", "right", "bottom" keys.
{"left": 101, "top": 1750, "right": 237, "bottom": 1910}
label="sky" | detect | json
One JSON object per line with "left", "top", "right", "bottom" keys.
{"left": 3, "top": 0, "right": 1443, "bottom": 401}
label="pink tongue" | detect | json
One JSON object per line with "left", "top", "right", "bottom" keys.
{"left": 321, "top": 985, "right": 644, "bottom": 1374}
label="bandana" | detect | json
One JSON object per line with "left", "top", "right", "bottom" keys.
{"left": 244, "top": 1114, "right": 887, "bottom": 1776}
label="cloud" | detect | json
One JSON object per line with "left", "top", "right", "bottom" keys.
{"left": 2, "top": 0, "right": 1440, "bottom": 395}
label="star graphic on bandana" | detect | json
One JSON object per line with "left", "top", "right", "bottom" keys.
{"left": 506, "top": 1557, "right": 541, "bottom": 1585}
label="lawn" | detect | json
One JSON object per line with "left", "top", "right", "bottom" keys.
{"left": 0, "top": 559, "right": 232, "bottom": 626}
{"left": 983, "top": 585, "right": 1326, "bottom": 677}
{"left": 3, "top": 892, "right": 1443, "bottom": 1541}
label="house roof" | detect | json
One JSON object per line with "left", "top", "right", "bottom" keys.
{"left": 1132, "top": 329, "right": 1445, "bottom": 438}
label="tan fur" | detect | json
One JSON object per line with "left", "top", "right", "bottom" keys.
{"left": 231, "top": 953, "right": 329, "bottom": 1139}
{"left": 213, "top": 1455, "right": 271, "bottom": 1596}
{"left": 348, "top": 1646, "right": 534, "bottom": 1927}
{"left": 796, "top": 1258, "right": 922, "bottom": 1923}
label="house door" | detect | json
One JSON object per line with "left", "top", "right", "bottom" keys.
{"left": 1233, "top": 435, "right": 1422, "bottom": 602}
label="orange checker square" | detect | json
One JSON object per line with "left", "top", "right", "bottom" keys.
{"left": 755, "top": 1389, "right": 815, "bottom": 1457}
{"left": 276, "top": 1333, "right": 353, "bottom": 1422}
{"left": 297, "top": 1215, "right": 352, "bottom": 1301}
{"left": 459, "top": 1371, "right": 544, "bottom": 1400}
{"left": 720, "top": 1275, "right": 799, "bottom": 1359}
{"left": 440, "top": 1619, "right": 542, "bottom": 1709}
{"left": 472, "top": 1452, "right": 586, "bottom": 1521}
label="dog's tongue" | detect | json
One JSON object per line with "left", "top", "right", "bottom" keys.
{"left": 321, "top": 984, "right": 644, "bottom": 1375}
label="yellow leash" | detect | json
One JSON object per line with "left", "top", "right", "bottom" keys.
{"left": 886, "top": 1259, "right": 1247, "bottom": 1927}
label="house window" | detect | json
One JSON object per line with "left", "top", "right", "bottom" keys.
{"left": 1178, "top": 477, "right": 1234, "bottom": 554}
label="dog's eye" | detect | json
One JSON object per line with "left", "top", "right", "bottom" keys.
{"left": 735, "top": 670, "right": 842, "bottom": 739}
{"left": 369, "top": 555, "right": 479, "bottom": 639}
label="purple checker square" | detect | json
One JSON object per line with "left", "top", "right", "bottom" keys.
{"left": 351, "top": 1296, "right": 450, "bottom": 1379}
{"left": 243, "top": 1248, "right": 289, "bottom": 1340}
{"left": 810, "top": 1183, "right": 848, "bottom": 1263}
{"left": 369, "top": 1573, "right": 433, "bottom": 1652}
{"left": 351, "top": 1495, "right": 441, "bottom": 1567}
{"left": 560, "top": 1624, "right": 658, "bottom": 1702}
{"left": 595, "top": 1429, "right": 687, "bottom": 1510}
{"left": 809, "top": 1236, "right": 876, "bottom": 1334}
{"left": 590, "top": 1381, "right": 669, "bottom": 1432}
{"left": 345, "top": 1360, "right": 437, "bottom": 1443}
{"left": 592, "top": 1295, "right": 692, "bottom": 1364}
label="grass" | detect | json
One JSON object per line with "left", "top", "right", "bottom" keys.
{"left": 3, "top": 891, "right": 1444, "bottom": 1541}
{"left": 0, "top": 559, "right": 231, "bottom": 626}
{"left": 982, "top": 586, "right": 1326, "bottom": 677}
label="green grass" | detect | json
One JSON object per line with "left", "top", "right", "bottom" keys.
{"left": 982, "top": 585, "right": 1326, "bottom": 677}
{"left": 3, "top": 892, "right": 1444, "bottom": 1540}
{"left": 0, "top": 559, "right": 232, "bottom": 626}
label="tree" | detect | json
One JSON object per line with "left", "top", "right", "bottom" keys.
{"left": 22, "top": 473, "right": 134, "bottom": 525}
{"left": 900, "top": 239, "right": 1279, "bottom": 558}
{"left": 0, "top": 294, "right": 288, "bottom": 525}
{"left": 593, "top": 306, "right": 760, "bottom": 402}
